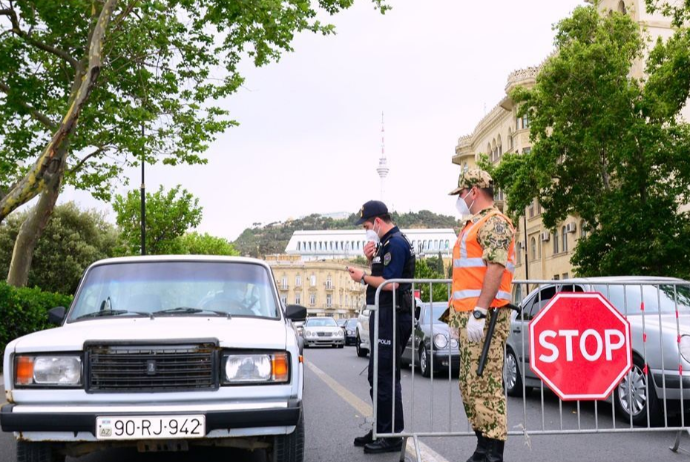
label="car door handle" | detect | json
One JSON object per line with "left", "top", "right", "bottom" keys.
{"left": 512, "top": 328, "right": 521, "bottom": 333}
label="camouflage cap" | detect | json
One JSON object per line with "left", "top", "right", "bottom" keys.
{"left": 448, "top": 168, "right": 493, "bottom": 195}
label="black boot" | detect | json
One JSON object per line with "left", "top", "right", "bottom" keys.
{"left": 465, "top": 430, "right": 488, "bottom": 462}
{"left": 363, "top": 437, "right": 403, "bottom": 454}
{"left": 353, "top": 429, "right": 374, "bottom": 447}
{"left": 485, "top": 438, "right": 505, "bottom": 462}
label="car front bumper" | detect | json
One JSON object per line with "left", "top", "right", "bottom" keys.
{"left": 304, "top": 338, "right": 344, "bottom": 347}
{"left": 1, "top": 399, "right": 301, "bottom": 442}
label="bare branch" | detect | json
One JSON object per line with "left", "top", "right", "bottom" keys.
{"left": 69, "top": 146, "right": 108, "bottom": 174}
{"left": 0, "top": 82, "right": 57, "bottom": 130}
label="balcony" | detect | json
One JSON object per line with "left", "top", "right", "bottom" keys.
{"left": 279, "top": 284, "right": 289, "bottom": 291}
{"left": 324, "top": 283, "right": 334, "bottom": 292}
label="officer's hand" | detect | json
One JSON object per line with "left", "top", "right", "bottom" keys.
{"left": 466, "top": 308, "right": 487, "bottom": 343}
{"left": 364, "top": 242, "right": 376, "bottom": 260}
{"left": 348, "top": 267, "right": 363, "bottom": 282}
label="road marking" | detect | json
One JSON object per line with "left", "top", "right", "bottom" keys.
{"left": 305, "top": 360, "right": 450, "bottom": 462}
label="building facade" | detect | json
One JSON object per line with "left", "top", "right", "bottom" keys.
{"left": 265, "top": 255, "right": 368, "bottom": 318}
{"left": 452, "top": 0, "right": 684, "bottom": 301}
{"left": 285, "top": 229, "right": 457, "bottom": 261}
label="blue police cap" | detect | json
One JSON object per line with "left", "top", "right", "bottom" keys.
{"left": 355, "top": 200, "right": 389, "bottom": 225}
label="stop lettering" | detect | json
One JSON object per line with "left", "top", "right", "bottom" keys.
{"left": 529, "top": 292, "right": 632, "bottom": 401}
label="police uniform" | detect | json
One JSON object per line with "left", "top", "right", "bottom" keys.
{"left": 351, "top": 200, "right": 415, "bottom": 454}
{"left": 446, "top": 169, "right": 516, "bottom": 462}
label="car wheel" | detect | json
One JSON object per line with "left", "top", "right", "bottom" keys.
{"left": 504, "top": 349, "right": 532, "bottom": 397}
{"left": 270, "top": 409, "right": 305, "bottom": 462}
{"left": 338, "top": 344, "right": 344, "bottom": 349}
{"left": 615, "top": 355, "right": 661, "bottom": 426}
{"left": 420, "top": 345, "right": 431, "bottom": 378}
{"left": 356, "top": 333, "right": 368, "bottom": 358}
{"left": 17, "top": 441, "right": 65, "bottom": 462}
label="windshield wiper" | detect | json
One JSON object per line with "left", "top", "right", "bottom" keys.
{"left": 74, "top": 310, "right": 153, "bottom": 321}
{"left": 153, "top": 307, "right": 231, "bottom": 318}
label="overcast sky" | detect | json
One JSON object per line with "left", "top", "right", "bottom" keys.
{"left": 60, "top": 0, "right": 585, "bottom": 241}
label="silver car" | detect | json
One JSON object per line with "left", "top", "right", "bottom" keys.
{"left": 302, "top": 317, "right": 345, "bottom": 348}
{"left": 505, "top": 276, "right": 690, "bottom": 425}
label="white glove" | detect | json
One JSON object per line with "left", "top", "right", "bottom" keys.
{"left": 466, "top": 307, "right": 487, "bottom": 343}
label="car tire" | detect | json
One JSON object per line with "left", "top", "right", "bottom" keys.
{"left": 504, "top": 349, "right": 532, "bottom": 397}
{"left": 270, "top": 409, "right": 305, "bottom": 462}
{"left": 356, "top": 333, "right": 368, "bottom": 358}
{"left": 338, "top": 344, "right": 344, "bottom": 349}
{"left": 420, "top": 345, "right": 431, "bottom": 378}
{"left": 615, "top": 355, "right": 661, "bottom": 426}
{"left": 17, "top": 441, "right": 65, "bottom": 462}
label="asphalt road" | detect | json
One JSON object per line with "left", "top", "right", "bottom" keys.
{"left": 1, "top": 346, "right": 689, "bottom": 462}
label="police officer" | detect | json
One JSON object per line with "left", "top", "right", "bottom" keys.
{"left": 446, "top": 169, "right": 516, "bottom": 462}
{"left": 347, "top": 200, "right": 415, "bottom": 454}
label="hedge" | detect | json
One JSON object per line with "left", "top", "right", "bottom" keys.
{"left": 0, "top": 282, "right": 73, "bottom": 373}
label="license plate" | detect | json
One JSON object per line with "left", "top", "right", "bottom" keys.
{"left": 96, "top": 415, "right": 206, "bottom": 440}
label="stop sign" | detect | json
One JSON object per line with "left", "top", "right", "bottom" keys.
{"left": 529, "top": 292, "right": 632, "bottom": 401}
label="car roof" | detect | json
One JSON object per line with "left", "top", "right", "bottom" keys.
{"left": 88, "top": 255, "right": 271, "bottom": 271}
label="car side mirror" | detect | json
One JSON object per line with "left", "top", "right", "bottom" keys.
{"left": 48, "top": 306, "right": 67, "bottom": 326}
{"left": 285, "top": 304, "right": 307, "bottom": 321}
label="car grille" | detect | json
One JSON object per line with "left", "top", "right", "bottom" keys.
{"left": 85, "top": 342, "right": 218, "bottom": 393}
{"left": 317, "top": 332, "right": 332, "bottom": 337}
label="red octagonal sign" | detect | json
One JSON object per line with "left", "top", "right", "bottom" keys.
{"left": 529, "top": 292, "right": 632, "bottom": 401}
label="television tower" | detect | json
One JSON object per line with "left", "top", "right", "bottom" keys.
{"left": 377, "top": 112, "right": 389, "bottom": 202}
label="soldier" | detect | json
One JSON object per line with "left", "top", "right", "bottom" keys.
{"left": 347, "top": 200, "right": 415, "bottom": 454}
{"left": 446, "top": 169, "right": 516, "bottom": 462}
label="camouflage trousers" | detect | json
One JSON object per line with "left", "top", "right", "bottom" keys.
{"left": 448, "top": 307, "right": 511, "bottom": 441}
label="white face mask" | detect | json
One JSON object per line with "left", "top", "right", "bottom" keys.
{"left": 365, "top": 222, "right": 380, "bottom": 243}
{"left": 456, "top": 192, "right": 475, "bottom": 219}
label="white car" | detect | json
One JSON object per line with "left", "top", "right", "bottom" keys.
{"left": 1, "top": 256, "right": 307, "bottom": 462}
{"left": 355, "top": 306, "right": 371, "bottom": 357}
{"left": 302, "top": 317, "right": 344, "bottom": 348}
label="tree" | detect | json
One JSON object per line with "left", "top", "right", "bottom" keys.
{"left": 414, "top": 258, "right": 449, "bottom": 302}
{"left": 492, "top": 5, "right": 690, "bottom": 278}
{"left": 0, "top": 0, "right": 390, "bottom": 286}
{"left": 113, "top": 185, "right": 202, "bottom": 255}
{"left": 177, "top": 232, "right": 239, "bottom": 256}
{"left": 646, "top": 0, "right": 690, "bottom": 26}
{"left": 0, "top": 202, "right": 119, "bottom": 294}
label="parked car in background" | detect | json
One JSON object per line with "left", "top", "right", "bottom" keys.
{"left": 336, "top": 318, "right": 348, "bottom": 330}
{"left": 302, "top": 317, "right": 344, "bottom": 348}
{"left": 344, "top": 318, "right": 358, "bottom": 346}
{"left": 0, "top": 256, "right": 307, "bottom": 462}
{"left": 401, "top": 301, "right": 459, "bottom": 377}
{"left": 355, "top": 306, "right": 371, "bottom": 357}
{"left": 505, "top": 276, "right": 690, "bottom": 426}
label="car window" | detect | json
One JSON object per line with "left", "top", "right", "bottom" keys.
{"left": 527, "top": 286, "right": 557, "bottom": 320}
{"left": 69, "top": 261, "right": 280, "bottom": 321}
{"left": 593, "top": 284, "right": 690, "bottom": 315}
{"left": 305, "top": 318, "right": 338, "bottom": 327}
{"left": 424, "top": 304, "right": 448, "bottom": 324}
{"left": 346, "top": 319, "right": 358, "bottom": 328}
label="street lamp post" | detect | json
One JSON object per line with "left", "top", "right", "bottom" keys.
{"left": 140, "top": 123, "right": 146, "bottom": 256}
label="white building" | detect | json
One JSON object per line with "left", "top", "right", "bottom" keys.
{"left": 285, "top": 229, "right": 458, "bottom": 261}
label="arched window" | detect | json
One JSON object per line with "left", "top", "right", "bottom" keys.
{"left": 553, "top": 232, "right": 559, "bottom": 254}
{"left": 487, "top": 143, "right": 492, "bottom": 161}
{"left": 508, "top": 128, "right": 513, "bottom": 150}
{"left": 497, "top": 134, "right": 502, "bottom": 159}
{"left": 562, "top": 227, "right": 568, "bottom": 253}
{"left": 618, "top": 1, "right": 627, "bottom": 14}
{"left": 530, "top": 237, "right": 536, "bottom": 261}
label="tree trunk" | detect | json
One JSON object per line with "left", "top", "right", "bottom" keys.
{"left": 6, "top": 159, "right": 65, "bottom": 287}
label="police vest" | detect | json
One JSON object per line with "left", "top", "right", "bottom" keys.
{"left": 366, "top": 230, "right": 416, "bottom": 307}
{"left": 451, "top": 210, "right": 516, "bottom": 312}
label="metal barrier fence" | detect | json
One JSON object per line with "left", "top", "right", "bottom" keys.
{"left": 371, "top": 278, "right": 690, "bottom": 462}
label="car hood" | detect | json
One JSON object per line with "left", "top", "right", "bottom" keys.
{"left": 304, "top": 326, "right": 341, "bottom": 333}
{"left": 10, "top": 317, "right": 287, "bottom": 353}
{"left": 627, "top": 313, "right": 690, "bottom": 336}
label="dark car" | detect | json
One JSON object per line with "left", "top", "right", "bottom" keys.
{"left": 344, "top": 318, "right": 358, "bottom": 346}
{"left": 401, "top": 301, "right": 459, "bottom": 377}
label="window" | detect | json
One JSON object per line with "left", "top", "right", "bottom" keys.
{"left": 530, "top": 237, "right": 536, "bottom": 261}
{"left": 508, "top": 129, "right": 513, "bottom": 150}
{"left": 516, "top": 246, "right": 522, "bottom": 266}
{"left": 326, "top": 276, "right": 333, "bottom": 289}
{"left": 326, "top": 294, "right": 332, "bottom": 307}
{"left": 618, "top": 1, "right": 627, "bottom": 14}
{"left": 562, "top": 226, "right": 568, "bottom": 253}
{"left": 529, "top": 200, "right": 535, "bottom": 218}
{"left": 295, "top": 293, "right": 301, "bottom": 305}
{"left": 310, "top": 294, "right": 316, "bottom": 306}
{"left": 297, "top": 242, "right": 301, "bottom": 251}
{"left": 553, "top": 274, "right": 560, "bottom": 280}
{"left": 295, "top": 275, "right": 302, "bottom": 287}
{"left": 522, "top": 114, "right": 530, "bottom": 129}
{"left": 553, "top": 232, "right": 559, "bottom": 254}
{"left": 463, "top": 162, "right": 468, "bottom": 172}
{"left": 522, "top": 147, "right": 532, "bottom": 155}
{"left": 310, "top": 275, "right": 316, "bottom": 287}
{"left": 280, "top": 295, "right": 287, "bottom": 306}
{"left": 562, "top": 273, "right": 569, "bottom": 280}
{"left": 520, "top": 286, "right": 557, "bottom": 321}
{"left": 281, "top": 276, "right": 288, "bottom": 290}
{"left": 581, "top": 221, "right": 588, "bottom": 239}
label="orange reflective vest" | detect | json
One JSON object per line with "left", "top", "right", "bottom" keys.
{"left": 451, "top": 210, "right": 516, "bottom": 312}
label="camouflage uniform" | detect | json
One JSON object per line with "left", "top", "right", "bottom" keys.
{"left": 447, "top": 169, "right": 515, "bottom": 443}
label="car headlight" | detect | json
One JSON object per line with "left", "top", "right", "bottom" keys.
{"left": 451, "top": 338, "right": 459, "bottom": 349}
{"left": 304, "top": 330, "right": 313, "bottom": 337}
{"left": 681, "top": 335, "right": 690, "bottom": 363}
{"left": 223, "top": 352, "right": 289, "bottom": 384}
{"left": 15, "top": 355, "right": 82, "bottom": 387}
{"left": 347, "top": 329, "right": 354, "bottom": 335}
{"left": 335, "top": 330, "right": 343, "bottom": 337}
{"left": 433, "top": 334, "right": 448, "bottom": 350}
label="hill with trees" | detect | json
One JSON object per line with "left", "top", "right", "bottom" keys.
{"left": 233, "top": 210, "right": 459, "bottom": 258}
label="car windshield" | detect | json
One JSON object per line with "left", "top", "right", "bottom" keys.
{"left": 68, "top": 261, "right": 280, "bottom": 321}
{"left": 593, "top": 284, "right": 690, "bottom": 315}
{"left": 346, "top": 318, "right": 358, "bottom": 328}
{"left": 305, "top": 318, "right": 337, "bottom": 327}
{"left": 424, "top": 303, "right": 449, "bottom": 324}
